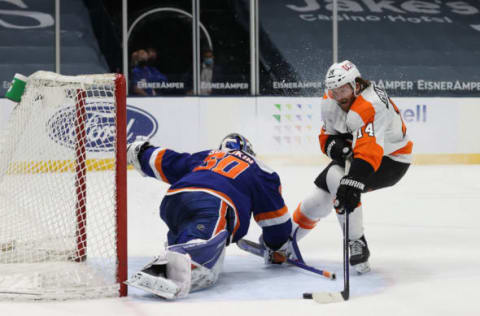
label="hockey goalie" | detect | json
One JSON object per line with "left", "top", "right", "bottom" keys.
{"left": 125, "top": 133, "right": 297, "bottom": 299}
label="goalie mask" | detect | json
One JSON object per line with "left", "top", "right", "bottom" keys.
{"left": 219, "top": 133, "right": 255, "bottom": 157}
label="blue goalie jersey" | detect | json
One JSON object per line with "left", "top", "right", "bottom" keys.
{"left": 138, "top": 147, "right": 292, "bottom": 248}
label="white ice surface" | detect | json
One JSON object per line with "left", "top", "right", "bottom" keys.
{"left": 2, "top": 164, "right": 480, "bottom": 315}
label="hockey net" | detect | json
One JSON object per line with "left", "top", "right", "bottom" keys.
{"left": 0, "top": 71, "right": 127, "bottom": 300}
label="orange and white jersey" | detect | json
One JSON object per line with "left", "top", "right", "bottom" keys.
{"left": 320, "top": 83, "right": 413, "bottom": 171}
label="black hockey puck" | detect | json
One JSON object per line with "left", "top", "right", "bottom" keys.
{"left": 303, "top": 293, "right": 313, "bottom": 299}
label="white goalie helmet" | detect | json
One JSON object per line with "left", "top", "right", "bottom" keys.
{"left": 324, "top": 60, "right": 361, "bottom": 92}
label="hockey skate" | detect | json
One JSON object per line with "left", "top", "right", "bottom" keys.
{"left": 349, "top": 235, "right": 371, "bottom": 274}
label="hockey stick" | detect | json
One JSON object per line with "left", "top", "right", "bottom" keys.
{"left": 303, "top": 160, "right": 351, "bottom": 303}
{"left": 236, "top": 239, "right": 336, "bottom": 280}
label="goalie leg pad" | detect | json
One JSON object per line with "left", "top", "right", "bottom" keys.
{"left": 165, "top": 250, "right": 192, "bottom": 298}
{"left": 168, "top": 230, "right": 228, "bottom": 269}
{"left": 125, "top": 270, "right": 180, "bottom": 299}
{"left": 125, "top": 252, "right": 192, "bottom": 299}
{"left": 167, "top": 230, "right": 228, "bottom": 292}
{"left": 190, "top": 247, "right": 225, "bottom": 292}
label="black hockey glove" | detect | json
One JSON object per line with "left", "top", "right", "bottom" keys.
{"left": 335, "top": 176, "right": 365, "bottom": 214}
{"left": 325, "top": 136, "right": 352, "bottom": 164}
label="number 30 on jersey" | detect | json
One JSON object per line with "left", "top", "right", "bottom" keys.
{"left": 193, "top": 152, "right": 250, "bottom": 179}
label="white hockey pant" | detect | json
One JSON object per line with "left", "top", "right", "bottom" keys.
{"left": 293, "top": 164, "right": 364, "bottom": 241}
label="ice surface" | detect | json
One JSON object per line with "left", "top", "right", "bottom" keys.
{"left": 2, "top": 164, "right": 479, "bottom": 315}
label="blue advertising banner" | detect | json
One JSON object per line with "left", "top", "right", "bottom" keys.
{"left": 256, "top": 0, "right": 480, "bottom": 97}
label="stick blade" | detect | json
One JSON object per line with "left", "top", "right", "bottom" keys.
{"left": 303, "top": 292, "right": 345, "bottom": 304}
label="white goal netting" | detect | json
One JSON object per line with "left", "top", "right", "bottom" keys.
{"left": 0, "top": 71, "right": 127, "bottom": 300}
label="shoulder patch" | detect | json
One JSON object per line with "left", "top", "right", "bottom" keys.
{"left": 373, "top": 85, "right": 389, "bottom": 108}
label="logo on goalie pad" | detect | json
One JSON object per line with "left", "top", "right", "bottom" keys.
{"left": 47, "top": 104, "right": 157, "bottom": 152}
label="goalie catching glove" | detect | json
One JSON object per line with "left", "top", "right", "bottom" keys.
{"left": 127, "top": 136, "right": 153, "bottom": 176}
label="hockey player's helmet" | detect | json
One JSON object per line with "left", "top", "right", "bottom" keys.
{"left": 219, "top": 133, "right": 255, "bottom": 156}
{"left": 324, "top": 60, "right": 361, "bottom": 92}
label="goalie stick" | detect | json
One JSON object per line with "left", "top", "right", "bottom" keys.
{"left": 303, "top": 159, "right": 352, "bottom": 303}
{"left": 236, "top": 239, "right": 335, "bottom": 280}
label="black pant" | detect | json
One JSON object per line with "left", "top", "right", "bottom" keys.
{"left": 314, "top": 157, "right": 410, "bottom": 194}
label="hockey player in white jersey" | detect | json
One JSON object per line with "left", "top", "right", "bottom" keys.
{"left": 293, "top": 60, "right": 413, "bottom": 274}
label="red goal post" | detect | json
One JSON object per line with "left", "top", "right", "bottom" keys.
{"left": 0, "top": 71, "right": 127, "bottom": 300}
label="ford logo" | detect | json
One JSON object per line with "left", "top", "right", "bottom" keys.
{"left": 46, "top": 103, "right": 158, "bottom": 152}
{"left": 126, "top": 105, "right": 158, "bottom": 143}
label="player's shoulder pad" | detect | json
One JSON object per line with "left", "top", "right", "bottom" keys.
{"left": 347, "top": 85, "right": 387, "bottom": 131}
{"left": 253, "top": 157, "right": 276, "bottom": 174}
{"left": 192, "top": 149, "right": 216, "bottom": 159}
{"left": 360, "top": 84, "right": 389, "bottom": 110}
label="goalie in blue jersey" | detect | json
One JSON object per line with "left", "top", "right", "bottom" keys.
{"left": 125, "top": 133, "right": 294, "bottom": 299}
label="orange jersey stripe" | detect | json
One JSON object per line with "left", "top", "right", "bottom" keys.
{"left": 354, "top": 135, "right": 384, "bottom": 171}
{"left": 351, "top": 95, "right": 376, "bottom": 125}
{"left": 214, "top": 201, "right": 228, "bottom": 235}
{"left": 293, "top": 203, "right": 318, "bottom": 229}
{"left": 390, "top": 140, "right": 413, "bottom": 156}
{"left": 154, "top": 149, "right": 168, "bottom": 183}
{"left": 350, "top": 96, "right": 383, "bottom": 171}
{"left": 254, "top": 206, "right": 288, "bottom": 222}
{"left": 166, "top": 187, "right": 241, "bottom": 237}
{"left": 318, "top": 127, "right": 329, "bottom": 154}
{"left": 389, "top": 98, "right": 407, "bottom": 136}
